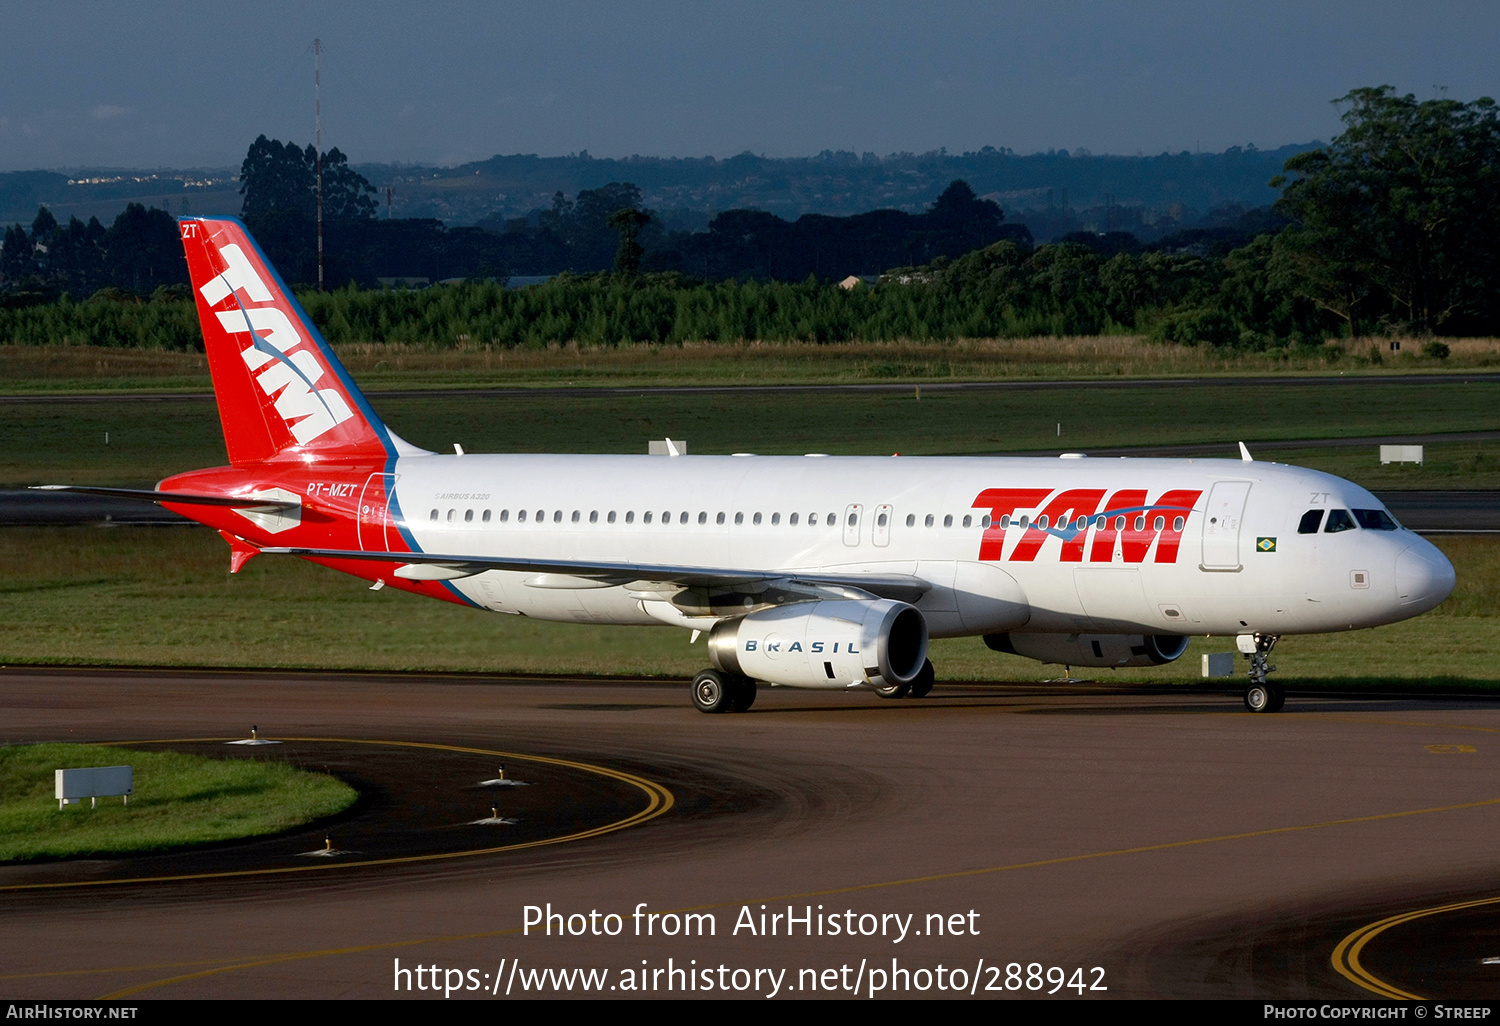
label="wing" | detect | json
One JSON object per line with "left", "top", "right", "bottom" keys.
{"left": 258, "top": 545, "right": 931, "bottom": 604}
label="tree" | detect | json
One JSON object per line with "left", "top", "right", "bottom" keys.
{"left": 240, "top": 136, "right": 316, "bottom": 219}
{"left": 1, "top": 223, "right": 32, "bottom": 282}
{"left": 1272, "top": 86, "right": 1500, "bottom": 334}
{"left": 101, "top": 203, "right": 187, "bottom": 293}
{"left": 321, "top": 147, "right": 378, "bottom": 220}
{"left": 239, "top": 135, "right": 376, "bottom": 221}
{"left": 608, "top": 207, "right": 651, "bottom": 275}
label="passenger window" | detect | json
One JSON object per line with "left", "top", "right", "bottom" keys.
{"left": 925, "top": 514, "right": 935, "bottom": 527}
{"left": 906, "top": 514, "right": 915, "bottom": 527}
{"left": 716, "top": 512, "right": 725, "bottom": 525}
{"left": 809, "top": 513, "right": 819, "bottom": 526}
{"left": 1298, "top": 510, "right": 1324, "bottom": 534}
{"left": 1173, "top": 516, "right": 1184, "bottom": 531}
{"left": 772, "top": 513, "right": 781, "bottom": 525}
{"left": 753, "top": 512, "right": 763, "bottom": 525}
{"left": 698, "top": 512, "right": 707, "bottom": 525}
{"left": 464, "top": 509, "right": 474, "bottom": 523}
{"left": 735, "top": 512, "right": 744, "bottom": 525}
{"left": 446, "top": 509, "right": 455, "bottom": 523}
{"left": 827, "top": 513, "right": 836, "bottom": 527}
{"left": 554, "top": 510, "right": 563, "bottom": 523}
{"left": 1153, "top": 516, "right": 1165, "bottom": 531}
{"left": 518, "top": 509, "right": 528, "bottom": 522}
{"left": 680, "top": 511, "right": 689, "bottom": 525}
{"left": 482, "top": 510, "right": 491, "bottom": 523}
{"left": 500, "top": 510, "right": 509, "bottom": 523}
{"left": 1033, "top": 515, "right": 1044, "bottom": 529}
{"left": 589, "top": 510, "right": 598, "bottom": 523}
{"left": 960, "top": 515, "right": 970, "bottom": 528}
{"left": 1325, "top": 509, "right": 1357, "bottom": 533}
{"left": 429, "top": 509, "right": 438, "bottom": 521}
{"left": 1000, "top": 515, "right": 1010, "bottom": 529}
{"left": 847, "top": 512, "right": 858, "bottom": 527}
{"left": 1353, "top": 508, "right": 1399, "bottom": 531}
{"left": 607, "top": 511, "right": 616, "bottom": 523}
{"left": 625, "top": 511, "right": 634, "bottom": 523}
{"left": 644, "top": 512, "right": 653, "bottom": 524}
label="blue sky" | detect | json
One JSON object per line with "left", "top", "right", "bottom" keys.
{"left": 4, "top": 1, "right": 1498, "bottom": 170}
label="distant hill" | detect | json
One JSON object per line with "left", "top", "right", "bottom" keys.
{"left": 2, "top": 143, "right": 1318, "bottom": 243}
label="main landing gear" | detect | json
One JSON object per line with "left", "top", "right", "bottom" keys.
{"left": 875, "top": 658, "right": 936, "bottom": 700}
{"left": 1242, "top": 633, "right": 1285, "bottom": 714}
{"left": 691, "top": 669, "right": 757, "bottom": 713}
{"left": 690, "top": 659, "right": 937, "bottom": 712}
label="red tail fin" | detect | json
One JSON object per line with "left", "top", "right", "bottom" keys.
{"left": 180, "top": 217, "right": 391, "bottom": 465}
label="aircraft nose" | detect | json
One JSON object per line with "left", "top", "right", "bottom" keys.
{"left": 1395, "top": 541, "right": 1457, "bottom": 612}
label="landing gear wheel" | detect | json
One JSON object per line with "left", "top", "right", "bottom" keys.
{"left": 1244, "top": 683, "right": 1284, "bottom": 714}
{"left": 729, "top": 675, "right": 758, "bottom": 712}
{"left": 1242, "top": 633, "right": 1284, "bottom": 714}
{"left": 692, "top": 670, "right": 734, "bottom": 713}
{"left": 875, "top": 681, "right": 911, "bottom": 699}
{"left": 907, "top": 659, "right": 936, "bottom": 699}
{"left": 692, "top": 670, "right": 756, "bottom": 713}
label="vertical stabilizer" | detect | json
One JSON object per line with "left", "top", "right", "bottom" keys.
{"left": 179, "top": 217, "right": 393, "bottom": 465}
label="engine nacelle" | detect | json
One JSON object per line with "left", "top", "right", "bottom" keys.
{"left": 708, "top": 599, "right": 929, "bottom": 690}
{"left": 984, "top": 632, "right": 1189, "bottom": 668}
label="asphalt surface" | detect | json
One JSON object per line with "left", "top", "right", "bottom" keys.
{"left": 3, "top": 668, "right": 1499, "bottom": 1000}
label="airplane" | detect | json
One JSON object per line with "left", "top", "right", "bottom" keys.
{"left": 40, "top": 217, "right": 1457, "bottom": 714}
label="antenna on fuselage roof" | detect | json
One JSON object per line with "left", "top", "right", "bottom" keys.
{"left": 1238, "top": 442, "right": 1254, "bottom": 462}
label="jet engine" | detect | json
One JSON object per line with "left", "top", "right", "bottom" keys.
{"left": 984, "top": 632, "right": 1189, "bottom": 668}
{"left": 708, "top": 599, "right": 928, "bottom": 690}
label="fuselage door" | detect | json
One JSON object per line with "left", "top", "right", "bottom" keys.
{"left": 1201, "top": 480, "right": 1251, "bottom": 571}
{"left": 358, "top": 473, "right": 398, "bottom": 552}
{"left": 842, "top": 503, "right": 863, "bottom": 547}
{"left": 873, "top": 504, "right": 893, "bottom": 547}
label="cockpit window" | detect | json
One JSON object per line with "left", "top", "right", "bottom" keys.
{"left": 1324, "top": 509, "right": 1357, "bottom": 533}
{"left": 1298, "top": 510, "right": 1325, "bottom": 534}
{"left": 1353, "top": 508, "right": 1400, "bottom": 531}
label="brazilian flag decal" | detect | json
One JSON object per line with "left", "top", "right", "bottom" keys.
{"left": 1256, "top": 537, "right": 1277, "bottom": 553}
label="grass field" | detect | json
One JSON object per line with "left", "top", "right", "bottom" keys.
{"left": 0, "top": 742, "right": 357, "bottom": 862}
{"left": 4, "top": 377, "right": 1499, "bottom": 489}
{"left": 0, "top": 526, "right": 1494, "bottom": 687}
{"left": 2, "top": 336, "right": 1499, "bottom": 394}
{"left": 1, "top": 338, "right": 1495, "bottom": 690}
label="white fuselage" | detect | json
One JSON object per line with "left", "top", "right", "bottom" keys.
{"left": 386, "top": 452, "right": 1454, "bottom": 639}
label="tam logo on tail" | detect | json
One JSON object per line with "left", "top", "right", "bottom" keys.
{"left": 181, "top": 219, "right": 386, "bottom": 465}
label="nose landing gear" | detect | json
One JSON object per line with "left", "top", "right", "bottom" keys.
{"left": 1241, "top": 633, "right": 1284, "bottom": 713}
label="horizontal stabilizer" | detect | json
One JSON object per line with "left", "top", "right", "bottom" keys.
{"left": 31, "top": 485, "right": 301, "bottom": 512}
